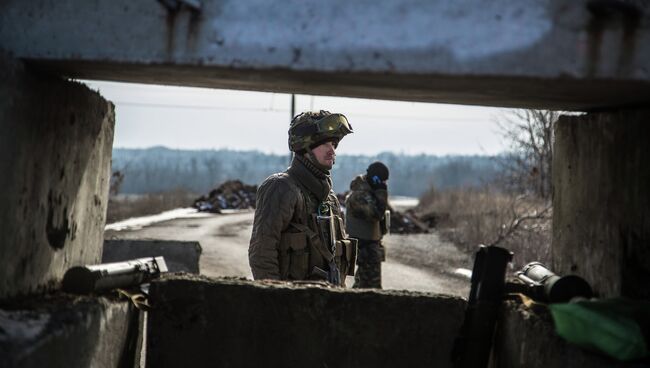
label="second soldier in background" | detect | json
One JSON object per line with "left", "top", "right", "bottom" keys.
{"left": 345, "top": 162, "right": 390, "bottom": 288}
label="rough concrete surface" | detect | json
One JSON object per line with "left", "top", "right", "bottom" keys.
{"left": 492, "top": 300, "right": 638, "bottom": 368}
{"left": 0, "top": 294, "right": 141, "bottom": 368}
{"left": 147, "top": 275, "right": 466, "bottom": 368}
{"left": 0, "top": 53, "right": 115, "bottom": 300}
{"left": 552, "top": 109, "right": 650, "bottom": 299}
{"left": 103, "top": 239, "right": 202, "bottom": 274}
{"left": 2, "top": 0, "right": 650, "bottom": 110}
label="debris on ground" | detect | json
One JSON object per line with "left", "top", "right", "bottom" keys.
{"left": 416, "top": 211, "right": 450, "bottom": 229}
{"left": 338, "top": 191, "right": 430, "bottom": 234}
{"left": 193, "top": 180, "right": 257, "bottom": 213}
{"left": 389, "top": 207, "right": 430, "bottom": 234}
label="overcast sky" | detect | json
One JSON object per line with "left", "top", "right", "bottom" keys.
{"left": 84, "top": 80, "right": 509, "bottom": 156}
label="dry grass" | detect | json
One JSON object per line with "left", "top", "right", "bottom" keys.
{"left": 106, "top": 189, "right": 197, "bottom": 224}
{"left": 416, "top": 187, "right": 552, "bottom": 270}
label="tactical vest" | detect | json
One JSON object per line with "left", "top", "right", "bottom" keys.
{"left": 346, "top": 213, "right": 383, "bottom": 241}
{"left": 277, "top": 175, "right": 357, "bottom": 286}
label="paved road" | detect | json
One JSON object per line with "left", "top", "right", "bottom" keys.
{"left": 105, "top": 210, "right": 471, "bottom": 297}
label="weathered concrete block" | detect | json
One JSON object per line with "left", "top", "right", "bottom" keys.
{"left": 553, "top": 109, "right": 650, "bottom": 299}
{"left": 103, "top": 239, "right": 202, "bottom": 274}
{"left": 147, "top": 276, "right": 466, "bottom": 368}
{"left": 493, "top": 300, "right": 634, "bottom": 368}
{"left": 0, "top": 53, "right": 114, "bottom": 300}
{"left": 0, "top": 294, "right": 141, "bottom": 368}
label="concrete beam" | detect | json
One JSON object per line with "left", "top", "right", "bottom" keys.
{"left": 0, "top": 53, "right": 114, "bottom": 300}
{"left": 552, "top": 109, "right": 650, "bottom": 299}
{"left": 0, "top": 295, "right": 141, "bottom": 368}
{"left": 2, "top": 0, "right": 650, "bottom": 110}
{"left": 147, "top": 276, "right": 465, "bottom": 367}
{"left": 103, "top": 239, "right": 202, "bottom": 274}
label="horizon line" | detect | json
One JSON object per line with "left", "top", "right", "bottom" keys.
{"left": 112, "top": 145, "right": 505, "bottom": 157}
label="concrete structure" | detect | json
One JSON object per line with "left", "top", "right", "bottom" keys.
{"left": 553, "top": 110, "right": 650, "bottom": 300}
{"left": 1, "top": 0, "right": 650, "bottom": 110}
{"left": 493, "top": 301, "right": 631, "bottom": 368}
{"left": 103, "top": 240, "right": 202, "bottom": 274}
{"left": 0, "top": 53, "right": 114, "bottom": 300}
{"left": 0, "top": 295, "right": 141, "bottom": 368}
{"left": 2, "top": 1, "right": 650, "bottom": 366}
{"left": 147, "top": 276, "right": 466, "bottom": 368}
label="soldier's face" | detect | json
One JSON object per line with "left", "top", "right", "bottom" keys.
{"left": 310, "top": 140, "right": 336, "bottom": 169}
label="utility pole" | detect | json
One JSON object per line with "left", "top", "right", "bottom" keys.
{"left": 289, "top": 94, "right": 296, "bottom": 164}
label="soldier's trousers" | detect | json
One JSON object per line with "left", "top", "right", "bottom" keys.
{"left": 352, "top": 239, "right": 384, "bottom": 289}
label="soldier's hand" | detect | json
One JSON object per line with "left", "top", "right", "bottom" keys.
{"left": 373, "top": 181, "right": 387, "bottom": 191}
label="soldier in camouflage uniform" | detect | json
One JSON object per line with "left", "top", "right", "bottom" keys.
{"left": 248, "top": 111, "right": 357, "bottom": 286}
{"left": 345, "top": 162, "right": 390, "bottom": 288}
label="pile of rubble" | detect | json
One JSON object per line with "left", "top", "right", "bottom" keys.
{"left": 193, "top": 180, "right": 257, "bottom": 213}
{"left": 388, "top": 207, "right": 430, "bottom": 234}
{"left": 337, "top": 192, "right": 430, "bottom": 234}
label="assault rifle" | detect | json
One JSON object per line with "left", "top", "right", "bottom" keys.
{"left": 313, "top": 205, "right": 341, "bottom": 286}
{"left": 62, "top": 256, "right": 168, "bottom": 294}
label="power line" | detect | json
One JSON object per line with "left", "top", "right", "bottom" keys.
{"left": 114, "top": 101, "right": 287, "bottom": 113}
{"left": 113, "top": 100, "right": 489, "bottom": 123}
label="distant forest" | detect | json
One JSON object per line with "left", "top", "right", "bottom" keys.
{"left": 112, "top": 147, "right": 502, "bottom": 197}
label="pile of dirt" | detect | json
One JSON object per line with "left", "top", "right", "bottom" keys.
{"left": 337, "top": 191, "right": 430, "bottom": 234}
{"left": 193, "top": 180, "right": 257, "bottom": 213}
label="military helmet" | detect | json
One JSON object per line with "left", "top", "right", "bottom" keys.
{"left": 288, "top": 110, "right": 353, "bottom": 153}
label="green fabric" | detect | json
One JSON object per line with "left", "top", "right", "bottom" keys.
{"left": 549, "top": 298, "right": 650, "bottom": 361}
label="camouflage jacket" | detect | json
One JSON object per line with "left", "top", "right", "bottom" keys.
{"left": 248, "top": 156, "right": 355, "bottom": 285}
{"left": 345, "top": 175, "right": 388, "bottom": 241}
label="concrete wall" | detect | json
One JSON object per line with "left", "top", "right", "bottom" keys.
{"left": 147, "top": 276, "right": 466, "bottom": 368}
{"left": 103, "top": 239, "right": 202, "bottom": 274}
{"left": 492, "top": 301, "right": 632, "bottom": 368}
{"left": 0, "top": 53, "right": 115, "bottom": 300}
{"left": 552, "top": 109, "right": 650, "bottom": 299}
{"left": 0, "top": 295, "right": 141, "bottom": 368}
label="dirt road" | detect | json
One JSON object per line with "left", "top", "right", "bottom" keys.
{"left": 105, "top": 210, "right": 472, "bottom": 297}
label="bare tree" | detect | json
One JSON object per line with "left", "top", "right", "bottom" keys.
{"left": 486, "top": 194, "right": 553, "bottom": 267}
{"left": 497, "top": 110, "right": 559, "bottom": 200}
{"left": 486, "top": 195, "right": 551, "bottom": 246}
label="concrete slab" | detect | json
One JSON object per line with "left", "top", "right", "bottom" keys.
{"left": 103, "top": 239, "right": 202, "bottom": 274}
{"left": 0, "top": 294, "right": 141, "bottom": 368}
{"left": 1, "top": 1, "right": 650, "bottom": 109}
{"left": 0, "top": 53, "right": 114, "bottom": 300}
{"left": 147, "top": 275, "right": 466, "bottom": 367}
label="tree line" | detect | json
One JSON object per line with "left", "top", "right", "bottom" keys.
{"left": 111, "top": 147, "right": 502, "bottom": 197}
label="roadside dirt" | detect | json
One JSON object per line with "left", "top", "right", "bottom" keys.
{"left": 105, "top": 210, "right": 472, "bottom": 297}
